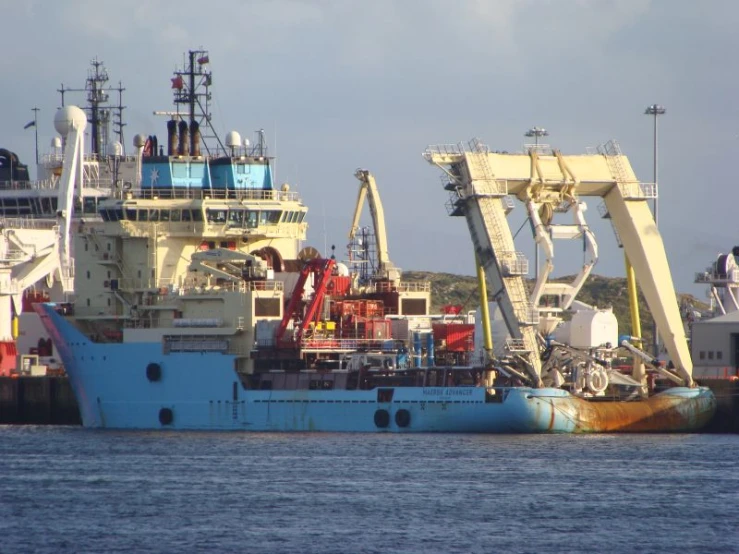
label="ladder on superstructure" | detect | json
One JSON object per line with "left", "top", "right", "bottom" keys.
{"left": 440, "top": 141, "right": 542, "bottom": 383}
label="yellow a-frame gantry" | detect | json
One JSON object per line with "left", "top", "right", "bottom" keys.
{"left": 424, "top": 140, "right": 692, "bottom": 387}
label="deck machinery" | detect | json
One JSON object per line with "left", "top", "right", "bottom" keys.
{"left": 424, "top": 139, "right": 693, "bottom": 388}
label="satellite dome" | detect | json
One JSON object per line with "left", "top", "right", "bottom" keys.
{"left": 54, "top": 106, "right": 87, "bottom": 136}
{"left": 50, "top": 136, "right": 62, "bottom": 148}
{"left": 225, "top": 131, "right": 242, "bottom": 148}
{"left": 109, "top": 141, "right": 123, "bottom": 156}
{"left": 133, "top": 134, "right": 147, "bottom": 148}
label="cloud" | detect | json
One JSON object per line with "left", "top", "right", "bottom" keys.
{"left": 0, "top": 0, "right": 737, "bottom": 295}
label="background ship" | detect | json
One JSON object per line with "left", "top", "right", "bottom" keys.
{"left": 0, "top": 58, "right": 137, "bottom": 378}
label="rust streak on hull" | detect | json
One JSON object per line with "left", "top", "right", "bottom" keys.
{"left": 547, "top": 389, "right": 716, "bottom": 433}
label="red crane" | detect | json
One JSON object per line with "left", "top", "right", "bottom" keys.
{"left": 276, "top": 258, "right": 336, "bottom": 347}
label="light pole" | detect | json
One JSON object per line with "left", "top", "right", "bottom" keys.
{"left": 524, "top": 126, "right": 549, "bottom": 280}
{"left": 644, "top": 104, "right": 665, "bottom": 357}
{"left": 525, "top": 126, "right": 549, "bottom": 147}
{"left": 644, "top": 105, "right": 665, "bottom": 225}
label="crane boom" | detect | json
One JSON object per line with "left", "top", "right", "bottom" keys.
{"left": 54, "top": 106, "right": 87, "bottom": 291}
{"left": 350, "top": 169, "right": 398, "bottom": 281}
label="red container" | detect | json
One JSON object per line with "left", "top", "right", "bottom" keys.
{"left": 330, "top": 276, "right": 351, "bottom": 297}
{"left": 433, "top": 323, "right": 475, "bottom": 352}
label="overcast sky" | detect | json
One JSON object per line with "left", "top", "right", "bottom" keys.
{"left": 0, "top": 0, "right": 736, "bottom": 298}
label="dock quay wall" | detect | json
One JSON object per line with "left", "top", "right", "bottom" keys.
{"left": 0, "top": 377, "right": 81, "bottom": 425}
{"left": 700, "top": 379, "right": 739, "bottom": 433}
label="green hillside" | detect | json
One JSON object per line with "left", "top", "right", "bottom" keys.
{"left": 403, "top": 271, "right": 706, "bottom": 348}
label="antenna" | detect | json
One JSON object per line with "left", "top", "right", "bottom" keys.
{"left": 57, "top": 58, "right": 123, "bottom": 156}
{"left": 112, "top": 81, "right": 126, "bottom": 154}
{"left": 31, "top": 107, "right": 40, "bottom": 165}
{"left": 168, "top": 49, "right": 225, "bottom": 155}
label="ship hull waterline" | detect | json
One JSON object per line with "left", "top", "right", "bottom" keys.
{"left": 37, "top": 304, "right": 716, "bottom": 433}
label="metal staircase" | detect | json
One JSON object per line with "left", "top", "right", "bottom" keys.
{"left": 459, "top": 149, "right": 542, "bottom": 383}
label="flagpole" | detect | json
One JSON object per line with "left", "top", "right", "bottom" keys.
{"left": 32, "top": 107, "right": 40, "bottom": 166}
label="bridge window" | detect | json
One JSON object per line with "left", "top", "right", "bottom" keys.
{"left": 263, "top": 210, "right": 281, "bottom": 224}
{"left": 160, "top": 209, "right": 170, "bottom": 222}
{"left": 297, "top": 212, "right": 306, "bottom": 223}
{"left": 0, "top": 199, "right": 17, "bottom": 216}
{"left": 228, "top": 209, "right": 244, "bottom": 227}
{"left": 170, "top": 209, "right": 181, "bottom": 222}
{"left": 192, "top": 210, "right": 203, "bottom": 222}
{"left": 149, "top": 209, "right": 159, "bottom": 222}
{"left": 138, "top": 209, "right": 148, "bottom": 222}
{"left": 717, "top": 351, "right": 723, "bottom": 360}
{"left": 99, "top": 210, "right": 110, "bottom": 222}
{"left": 206, "top": 209, "right": 227, "bottom": 224}
{"left": 17, "top": 198, "right": 31, "bottom": 215}
{"left": 29, "top": 198, "right": 41, "bottom": 215}
{"left": 125, "top": 209, "right": 137, "bottom": 221}
{"left": 41, "top": 198, "right": 53, "bottom": 215}
{"left": 245, "top": 210, "right": 258, "bottom": 228}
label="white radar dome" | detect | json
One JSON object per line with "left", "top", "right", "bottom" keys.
{"left": 225, "top": 131, "right": 242, "bottom": 148}
{"left": 281, "top": 183, "right": 290, "bottom": 192}
{"left": 50, "top": 136, "right": 62, "bottom": 148}
{"left": 109, "top": 141, "right": 123, "bottom": 156}
{"left": 133, "top": 134, "right": 147, "bottom": 148}
{"left": 54, "top": 106, "right": 87, "bottom": 136}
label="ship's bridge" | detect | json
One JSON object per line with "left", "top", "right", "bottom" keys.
{"left": 96, "top": 183, "right": 307, "bottom": 242}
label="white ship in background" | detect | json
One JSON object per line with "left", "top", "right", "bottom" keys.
{"left": 691, "top": 248, "right": 739, "bottom": 380}
{"left": 0, "top": 59, "right": 136, "bottom": 376}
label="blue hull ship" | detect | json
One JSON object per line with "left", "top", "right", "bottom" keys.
{"left": 35, "top": 304, "right": 716, "bottom": 432}
{"left": 31, "top": 49, "right": 716, "bottom": 433}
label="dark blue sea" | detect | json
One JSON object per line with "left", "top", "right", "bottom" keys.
{"left": 0, "top": 428, "right": 737, "bottom": 554}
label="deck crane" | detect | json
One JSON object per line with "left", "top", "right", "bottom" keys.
{"left": 275, "top": 258, "right": 336, "bottom": 348}
{"left": 54, "top": 105, "right": 86, "bottom": 289}
{"left": 349, "top": 169, "right": 401, "bottom": 283}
